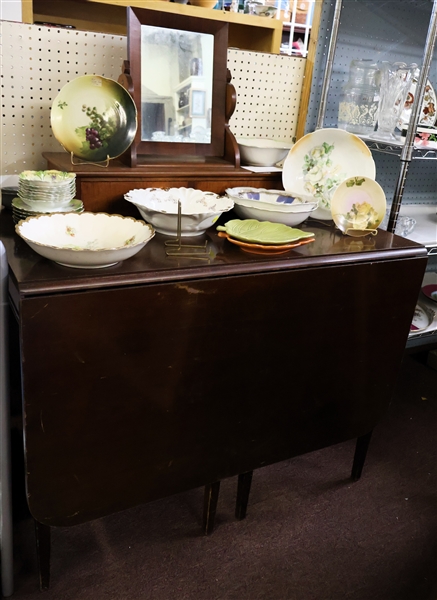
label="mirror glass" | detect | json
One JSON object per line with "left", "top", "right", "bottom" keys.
{"left": 140, "top": 25, "right": 214, "bottom": 144}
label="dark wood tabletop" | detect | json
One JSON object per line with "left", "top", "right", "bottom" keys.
{"left": 0, "top": 207, "right": 426, "bottom": 300}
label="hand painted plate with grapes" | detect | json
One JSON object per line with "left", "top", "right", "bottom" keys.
{"left": 51, "top": 75, "right": 137, "bottom": 162}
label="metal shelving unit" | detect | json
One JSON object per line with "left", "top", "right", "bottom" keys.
{"left": 307, "top": 0, "right": 437, "bottom": 346}
{"left": 315, "top": 0, "right": 436, "bottom": 231}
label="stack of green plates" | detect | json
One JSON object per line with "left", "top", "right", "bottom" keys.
{"left": 12, "top": 197, "right": 84, "bottom": 224}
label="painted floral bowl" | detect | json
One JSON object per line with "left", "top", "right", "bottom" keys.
{"left": 124, "top": 187, "right": 234, "bottom": 236}
{"left": 15, "top": 212, "right": 154, "bottom": 268}
{"left": 225, "top": 187, "right": 318, "bottom": 226}
{"left": 237, "top": 138, "right": 293, "bottom": 167}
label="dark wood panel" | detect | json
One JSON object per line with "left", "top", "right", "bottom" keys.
{"left": 44, "top": 152, "right": 284, "bottom": 214}
{"left": 19, "top": 255, "right": 426, "bottom": 526}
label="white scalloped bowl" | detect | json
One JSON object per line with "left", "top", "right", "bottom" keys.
{"left": 15, "top": 212, "right": 154, "bottom": 268}
{"left": 124, "top": 187, "right": 234, "bottom": 236}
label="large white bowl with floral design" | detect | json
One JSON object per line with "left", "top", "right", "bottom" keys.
{"left": 15, "top": 212, "right": 154, "bottom": 268}
{"left": 125, "top": 187, "right": 234, "bottom": 236}
{"left": 282, "top": 128, "right": 376, "bottom": 220}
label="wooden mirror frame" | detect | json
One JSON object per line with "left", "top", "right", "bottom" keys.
{"left": 120, "top": 6, "right": 237, "bottom": 168}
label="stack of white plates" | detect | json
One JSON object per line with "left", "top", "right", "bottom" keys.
{"left": 12, "top": 197, "right": 84, "bottom": 224}
{"left": 18, "top": 170, "right": 77, "bottom": 213}
{"left": 13, "top": 170, "right": 82, "bottom": 223}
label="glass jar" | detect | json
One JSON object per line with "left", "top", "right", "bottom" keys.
{"left": 338, "top": 59, "right": 380, "bottom": 136}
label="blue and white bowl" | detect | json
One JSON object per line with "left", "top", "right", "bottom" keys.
{"left": 226, "top": 187, "right": 318, "bottom": 226}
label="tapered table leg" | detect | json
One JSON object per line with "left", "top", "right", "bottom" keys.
{"left": 34, "top": 520, "right": 50, "bottom": 591}
{"left": 235, "top": 471, "right": 253, "bottom": 521}
{"left": 351, "top": 431, "right": 373, "bottom": 481}
{"left": 202, "top": 481, "right": 220, "bottom": 535}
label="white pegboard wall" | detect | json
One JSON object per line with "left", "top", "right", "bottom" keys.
{"left": 227, "top": 48, "right": 305, "bottom": 142}
{"left": 0, "top": 21, "right": 305, "bottom": 184}
{"left": 0, "top": 21, "right": 127, "bottom": 183}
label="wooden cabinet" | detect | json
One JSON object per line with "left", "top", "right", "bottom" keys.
{"left": 22, "top": 0, "right": 283, "bottom": 53}
{"left": 43, "top": 152, "right": 284, "bottom": 216}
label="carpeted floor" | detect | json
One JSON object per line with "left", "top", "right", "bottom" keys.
{"left": 9, "top": 353, "right": 437, "bottom": 600}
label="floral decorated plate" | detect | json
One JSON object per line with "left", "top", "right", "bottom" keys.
{"left": 216, "top": 219, "right": 314, "bottom": 245}
{"left": 410, "top": 304, "right": 434, "bottom": 333}
{"left": 330, "top": 176, "right": 386, "bottom": 236}
{"left": 399, "top": 71, "right": 437, "bottom": 129}
{"left": 282, "top": 128, "right": 376, "bottom": 220}
{"left": 51, "top": 75, "right": 137, "bottom": 162}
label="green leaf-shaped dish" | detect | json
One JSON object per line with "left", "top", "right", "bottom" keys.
{"left": 217, "top": 219, "right": 314, "bottom": 245}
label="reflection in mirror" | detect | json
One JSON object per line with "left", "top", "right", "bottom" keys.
{"left": 140, "top": 26, "right": 214, "bottom": 144}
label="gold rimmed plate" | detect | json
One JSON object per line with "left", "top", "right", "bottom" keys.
{"left": 51, "top": 75, "right": 137, "bottom": 162}
{"left": 282, "top": 128, "right": 376, "bottom": 220}
{"left": 330, "top": 176, "right": 386, "bottom": 237}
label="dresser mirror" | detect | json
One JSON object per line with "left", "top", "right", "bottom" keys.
{"left": 123, "top": 6, "right": 233, "bottom": 166}
{"left": 141, "top": 25, "right": 214, "bottom": 145}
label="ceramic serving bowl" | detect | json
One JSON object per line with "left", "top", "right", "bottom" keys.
{"left": 15, "top": 212, "right": 154, "bottom": 268}
{"left": 226, "top": 187, "right": 318, "bottom": 226}
{"left": 237, "top": 138, "right": 293, "bottom": 167}
{"left": 124, "top": 187, "right": 234, "bottom": 236}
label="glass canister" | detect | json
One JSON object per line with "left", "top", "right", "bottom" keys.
{"left": 338, "top": 59, "right": 380, "bottom": 135}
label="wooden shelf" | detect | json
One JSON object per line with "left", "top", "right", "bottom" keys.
{"left": 23, "top": 0, "right": 283, "bottom": 53}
